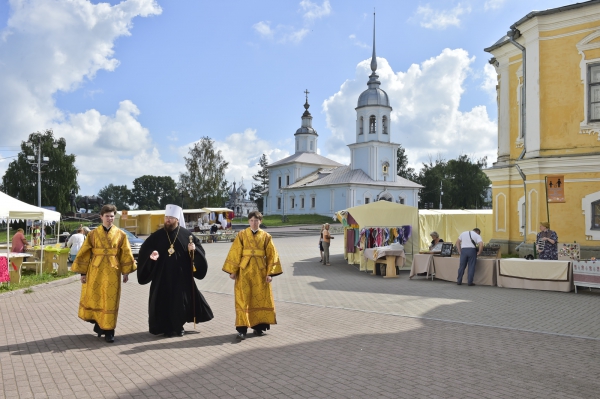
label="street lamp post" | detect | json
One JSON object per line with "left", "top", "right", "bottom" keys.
{"left": 179, "top": 188, "right": 185, "bottom": 208}
{"left": 26, "top": 131, "right": 58, "bottom": 207}
{"left": 439, "top": 180, "right": 443, "bottom": 210}
{"left": 280, "top": 189, "right": 286, "bottom": 223}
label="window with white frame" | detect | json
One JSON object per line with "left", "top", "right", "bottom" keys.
{"left": 589, "top": 63, "right": 600, "bottom": 122}
{"left": 365, "top": 197, "right": 370, "bottom": 204}
{"left": 277, "top": 197, "right": 281, "bottom": 210}
{"left": 311, "top": 196, "right": 316, "bottom": 208}
{"left": 301, "top": 197, "right": 305, "bottom": 208}
{"left": 359, "top": 117, "right": 364, "bottom": 135}
{"left": 398, "top": 196, "right": 405, "bottom": 205}
{"left": 382, "top": 116, "right": 387, "bottom": 134}
{"left": 592, "top": 199, "right": 600, "bottom": 230}
{"left": 291, "top": 197, "right": 295, "bottom": 208}
{"left": 369, "top": 115, "right": 376, "bottom": 134}
{"left": 278, "top": 176, "right": 281, "bottom": 188}
{"left": 286, "top": 175, "right": 290, "bottom": 186}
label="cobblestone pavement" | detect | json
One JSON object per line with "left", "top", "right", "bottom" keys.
{"left": 1, "top": 235, "right": 599, "bottom": 399}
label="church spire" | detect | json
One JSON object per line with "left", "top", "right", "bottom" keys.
{"left": 302, "top": 89, "right": 311, "bottom": 117}
{"left": 367, "top": 12, "right": 380, "bottom": 89}
{"left": 370, "top": 11, "right": 377, "bottom": 72}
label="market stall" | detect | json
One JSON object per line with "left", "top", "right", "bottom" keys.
{"left": 418, "top": 209, "right": 493, "bottom": 252}
{"left": 202, "top": 207, "right": 234, "bottom": 229}
{"left": 0, "top": 192, "right": 62, "bottom": 284}
{"left": 336, "top": 201, "right": 419, "bottom": 274}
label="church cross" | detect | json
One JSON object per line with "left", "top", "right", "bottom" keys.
{"left": 304, "top": 89, "right": 310, "bottom": 101}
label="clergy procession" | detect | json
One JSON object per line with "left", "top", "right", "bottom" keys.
{"left": 71, "top": 203, "right": 281, "bottom": 343}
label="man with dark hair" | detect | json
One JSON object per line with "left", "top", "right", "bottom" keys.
{"left": 455, "top": 227, "right": 484, "bottom": 286}
{"left": 137, "top": 204, "right": 213, "bottom": 337}
{"left": 223, "top": 210, "right": 282, "bottom": 340}
{"left": 72, "top": 204, "right": 136, "bottom": 343}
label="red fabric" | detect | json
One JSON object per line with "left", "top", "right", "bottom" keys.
{"left": 0, "top": 256, "right": 9, "bottom": 283}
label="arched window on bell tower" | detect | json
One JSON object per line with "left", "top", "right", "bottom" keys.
{"left": 359, "top": 116, "right": 364, "bottom": 135}
{"left": 369, "top": 115, "right": 376, "bottom": 134}
{"left": 382, "top": 116, "right": 387, "bottom": 134}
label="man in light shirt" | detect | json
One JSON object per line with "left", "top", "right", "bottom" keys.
{"left": 455, "top": 228, "right": 483, "bottom": 286}
{"left": 67, "top": 228, "right": 86, "bottom": 262}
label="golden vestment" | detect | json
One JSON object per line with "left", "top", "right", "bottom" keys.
{"left": 223, "top": 228, "right": 282, "bottom": 328}
{"left": 71, "top": 226, "right": 136, "bottom": 330}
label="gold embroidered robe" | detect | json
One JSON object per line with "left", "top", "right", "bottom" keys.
{"left": 222, "top": 228, "right": 282, "bottom": 328}
{"left": 71, "top": 226, "right": 136, "bottom": 330}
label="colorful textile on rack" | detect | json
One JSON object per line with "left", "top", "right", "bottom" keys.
{"left": 354, "top": 228, "right": 360, "bottom": 247}
{"left": 0, "top": 256, "right": 8, "bottom": 283}
{"left": 346, "top": 229, "right": 355, "bottom": 253}
{"left": 347, "top": 213, "right": 358, "bottom": 228}
{"left": 356, "top": 225, "right": 414, "bottom": 249}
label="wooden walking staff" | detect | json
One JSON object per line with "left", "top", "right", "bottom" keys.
{"left": 189, "top": 235, "right": 196, "bottom": 329}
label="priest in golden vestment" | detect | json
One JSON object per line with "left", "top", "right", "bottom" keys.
{"left": 71, "top": 204, "right": 136, "bottom": 343}
{"left": 223, "top": 210, "right": 282, "bottom": 340}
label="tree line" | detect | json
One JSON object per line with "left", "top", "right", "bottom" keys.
{"left": 1, "top": 131, "right": 490, "bottom": 213}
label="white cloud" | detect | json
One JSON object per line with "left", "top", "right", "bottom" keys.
{"left": 300, "top": 0, "right": 332, "bottom": 21}
{"left": 0, "top": 0, "right": 173, "bottom": 194}
{"left": 484, "top": 0, "right": 506, "bottom": 11}
{"left": 253, "top": 0, "right": 331, "bottom": 44}
{"left": 481, "top": 63, "right": 498, "bottom": 102}
{"left": 253, "top": 21, "right": 274, "bottom": 39}
{"left": 180, "top": 129, "right": 290, "bottom": 190}
{"left": 322, "top": 49, "right": 497, "bottom": 170}
{"left": 349, "top": 33, "right": 368, "bottom": 49}
{"left": 416, "top": 3, "right": 471, "bottom": 29}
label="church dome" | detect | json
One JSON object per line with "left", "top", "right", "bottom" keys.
{"left": 295, "top": 126, "right": 317, "bottom": 135}
{"left": 357, "top": 86, "right": 390, "bottom": 108}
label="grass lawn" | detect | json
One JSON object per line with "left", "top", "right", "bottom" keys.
{"left": 0, "top": 270, "right": 76, "bottom": 293}
{"left": 259, "top": 214, "right": 337, "bottom": 227}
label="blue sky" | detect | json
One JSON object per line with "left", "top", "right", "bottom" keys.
{"left": 0, "top": 0, "right": 574, "bottom": 197}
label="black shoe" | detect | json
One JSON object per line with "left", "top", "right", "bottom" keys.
{"left": 105, "top": 333, "right": 115, "bottom": 343}
{"left": 93, "top": 323, "right": 104, "bottom": 337}
{"left": 468, "top": 283, "right": 476, "bottom": 286}
{"left": 236, "top": 332, "right": 246, "bottom": 340}
{"left": 176, "top": 329, "right": 185, "bottom": 337}
{"left": 253, "top": 329, "right": 265, "bottom": 336}
{"left": 457, "top": 282, "right": 462, "bottom": 285}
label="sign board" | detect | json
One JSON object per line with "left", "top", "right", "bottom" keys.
{"left": 546, "top": 175, "right": 565, "bottom": 203}
{"left": 121, "top": 210, "right": 128, "bottom": 220}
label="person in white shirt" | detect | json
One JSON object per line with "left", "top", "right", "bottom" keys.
{"left": 455, "top": 228, "right": 484, "bottom": 286}
{"left": 67, "top": 228, "right": 86, "bottom": 262}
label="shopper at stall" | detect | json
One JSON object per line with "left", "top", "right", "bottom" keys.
{"left": 67, "top": 228, "right": 85, "bottom": 262}
{"left": 537, "top": 222, "right": 558, "bottom": 260}
{"left": 210, "top": 223, "right": 219, "bottom": 243}
{"left": 222, "top": 210, "right": 282, "bottom": 340}
{"left": 32, "top": 224, "right": 41, "bottom": 246}
{"left": 455, "top": 227, "right": 483, "bottom": 286}
{"left": 429, "top": 231, "right": 444, "bottom": 250}
{"left": 137, "top": 204, "right": 214, "bottom": 337}
{"left": 319, "top": 224, "right": 325, "bottom": 262}
{"left": 323, "top": 223, "right": 334, "bottom": 265}
{"left": 11, "top": 228, "right": 29, "bottom": 253}
{"left": 71, "top": 204, "right": 136, "bottom": 343}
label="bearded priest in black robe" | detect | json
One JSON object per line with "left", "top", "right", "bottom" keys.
{"left": 138, "top": 204, "right": 214, "bottom": 336}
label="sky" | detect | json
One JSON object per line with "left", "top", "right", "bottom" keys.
{"left": 0, "top": 0, "right": 577, "bottom": 199}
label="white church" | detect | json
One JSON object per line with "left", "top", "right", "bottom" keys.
{"left": 262, "top": 23, "right": 422, "bottom": 217}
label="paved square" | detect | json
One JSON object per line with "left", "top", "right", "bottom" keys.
{"left": 1, "top": 235, "right": 599, "bottom": 398}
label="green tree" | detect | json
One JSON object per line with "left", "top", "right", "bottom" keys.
{"left": 444, "top": 155, "right": 491, "bottom": 209}
{"left": 416, "top": 156, "right": 446, "bottom": 209}
{"left": 98, "top": 184, "right": 132, "bottom": 210}
{"left": 249, "top": 153, "right": 269, "bottom": 211}
{"left": 396, "top": 145, "right": 417, "bottom": 182}
{"left": 179, "top": 137, "right": 229, "bottom": 208}
{"left": 2, "top": 130, "right": 79, "bottom": 212}
{"left": 130, "top": 175, "right": 179, "bottom": 210}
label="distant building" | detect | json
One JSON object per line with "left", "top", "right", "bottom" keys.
{"left": 225, "top": 180, "right": 257, "bottom": 217}
{"left": 484, "top": 1, "right": 600, "bottom": 256}
{"left": 262, "top": 17, "right": 422, "bottom": 217}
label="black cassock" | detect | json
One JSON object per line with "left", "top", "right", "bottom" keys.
{"left": 138, "top": 227, "right": 214, "bottom": 334}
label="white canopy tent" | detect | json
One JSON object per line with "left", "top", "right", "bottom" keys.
{"left": 1, "top": 192, "right": 62, "bottom": 277}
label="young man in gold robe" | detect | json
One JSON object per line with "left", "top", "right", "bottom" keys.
{"left": 223, "top": 210, "right": 282, "bottom": 340}
{"left": 72, "top": 204, "right": 136, "bottom": 343}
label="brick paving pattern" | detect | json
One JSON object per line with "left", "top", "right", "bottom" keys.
{"left": 1, "top": 235, "right": 599, "bottom": 398}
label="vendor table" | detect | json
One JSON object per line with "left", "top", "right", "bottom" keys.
{"left": 4, "top": 253, "right": 36, "bottom": 284}
{"left": 573, "top": 260, "right": 600, "bottom": 293}
{"left": 497, "top": 259, "right": 573, "bottom": 292}
{"left": 432, "top": 257, "right": 497, "bottom": 286}
{"left": 410, "top": 254, "right": 434, "bottom": 279}
{"left": 362, "top": 247, "right": 406, "bottom": 278}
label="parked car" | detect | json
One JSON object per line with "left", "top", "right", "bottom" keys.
{"left": 64, "top": 227, "right": 144, "bottom": 258}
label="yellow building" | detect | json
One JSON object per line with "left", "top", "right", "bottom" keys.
{"left": 484, "top": 1, "right": 600, "bottom": 257}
